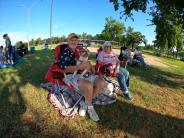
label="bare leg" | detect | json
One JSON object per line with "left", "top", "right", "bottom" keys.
{"left": 78, "top": 78, "right": 101, "bottom": 121}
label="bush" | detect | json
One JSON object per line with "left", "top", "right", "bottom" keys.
{"left": 180, "top": 56, "right": 184, "bottom": 61}
{"left": 143, "top": 45, "right": 155, "bottom": 50}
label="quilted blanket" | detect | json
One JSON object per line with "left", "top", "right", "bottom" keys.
{"left": 40, "top": 82, "right": 116, "bottom": 119}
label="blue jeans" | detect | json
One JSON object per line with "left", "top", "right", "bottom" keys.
{"left": 137, "top": 57, "right": 147, "bottom": 67}
{"left": 117, "top": 68, "right": 130, "bottom": 93}
{"left": 6, "top": 50, "right": 12, "bottom": 63}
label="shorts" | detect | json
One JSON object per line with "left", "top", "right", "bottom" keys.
{"left": 63, "top": 74, "right": 98, "bottom": 91}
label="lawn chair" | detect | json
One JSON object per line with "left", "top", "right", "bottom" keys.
{"left": 45, "top": 43, "right": 84, "bottom": 116}
{"left": 95, "top": 63, "right": 120, "bottom": 93}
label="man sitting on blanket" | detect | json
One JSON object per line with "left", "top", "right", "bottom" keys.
{"left": 59, "top": 33, "right": 107, "bottom": 121}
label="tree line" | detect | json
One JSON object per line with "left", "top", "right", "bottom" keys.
{"left": 16, "top": 17, "right": 147, "bottom": 49}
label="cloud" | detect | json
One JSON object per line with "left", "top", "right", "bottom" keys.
{"left": 0, "top": 32, "right": 49, "bottom": 46}
{"left": 54, "top": 24, "right": 59, "bottom": 29}
{"left": 54, "top": 23, "right": 65, "bottom": 29}
{"left": 0, "top": 32, "right": 27, "bottom": 46}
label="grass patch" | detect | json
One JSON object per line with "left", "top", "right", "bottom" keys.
{"left": 0, "top": 48, "right": 184, "bottom": 138}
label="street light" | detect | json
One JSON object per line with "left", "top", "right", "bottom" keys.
{"left": 50, "top": 0, "right": 54, "bottom": 49}
{"left": 18, "top": 0, "right": 42, "bottom": 51}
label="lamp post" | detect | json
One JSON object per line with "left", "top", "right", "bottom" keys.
{"left": 50, "top": 0, "right": 54, "bottom": 49}
{"left": 27, "top": 7, "right": 30, "bottom": 51}
{"left": 18, "top": 0, "right": 41, "bottom": 51}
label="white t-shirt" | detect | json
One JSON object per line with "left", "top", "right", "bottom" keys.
{"left": 134, "top": 49, "right": 142, "bottom": 57}
{"left": 124, "top": 49, "right": 131, "bottom": 57}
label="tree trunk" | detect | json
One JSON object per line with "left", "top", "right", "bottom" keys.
{"left": 176, "top": 51, "right": 178, "bottom": 59}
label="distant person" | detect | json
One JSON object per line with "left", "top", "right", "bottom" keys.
{"left": 134, "top": 47, "right": 148, "bottom": 68}
{"left": 17, "top": 41, "right": 28, "bottom": 57}
{"left": 44, "top": 42, "right": 49, "bottom": 50}
{"left": 118, "top": 46, "right": 127, "bottom": 61}
{"left": 124, "top": 45, "right": 133, "bottom": 64}
{"left": 96, "top": 46, "right": 102, "bottom": 58}
{"left": 0, "top": 46, "right": 4, "bottom": 64}
{"left": 3, "top": 34, "right": 13, "bottom": 64}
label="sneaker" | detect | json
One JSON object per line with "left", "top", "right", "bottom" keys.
{"left": 79, "top": 100, "right": 87, "bottom": 117}
{"left": 123, "top": 92, "right": 133, "bottom": 101}
{"left": 87, "top": 107, "right": 100, "bottom": 122}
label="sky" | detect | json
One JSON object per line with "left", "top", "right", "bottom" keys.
{"left": 0, "top": 0, "right": 156, "bottom": 46}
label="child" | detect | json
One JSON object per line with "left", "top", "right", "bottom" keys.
{"left": 97, "top": 41, "right": 133, "bottom": 100}
{"left": 0, "top": 46, "right": 4, "bottom": 64}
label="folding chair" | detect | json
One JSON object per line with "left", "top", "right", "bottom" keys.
{"left": 52, "top": 67, "right": 83, "bottom": 114}
{"left": 95, "top": 63, "right": 120, "bottom": 93}
{"left": 45, "top": 44, "right": 84, "bottom": 115}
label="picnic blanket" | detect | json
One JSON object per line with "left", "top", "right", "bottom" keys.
{"left": 40, "top": 82, "right": 116, "bottom": 119}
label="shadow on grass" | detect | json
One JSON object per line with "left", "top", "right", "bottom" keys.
{"left": 97, "top": 100, "right": 184, "bottom": 138}
{"left": 0, "top": 50, "right": 92, "bottom": 137}
{"left": 128, "top": 65, "right": 184, "bottom": 89}
{"left": 0, "top": 74, "right": 26, "bottom": 137}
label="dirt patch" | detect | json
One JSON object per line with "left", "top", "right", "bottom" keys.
{"left": 143, "top": 54, "right": 169, "bottom": 68}
{"left": 88, "top": 47, "right": 169, "bottom": 68}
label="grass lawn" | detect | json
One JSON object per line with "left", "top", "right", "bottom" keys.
{"left": 0, "top": 48, "right": 184, "bottom": 138}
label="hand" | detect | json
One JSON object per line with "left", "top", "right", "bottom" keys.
{"left": 114, "top": 68, "right": 120, "bottom": 75}
{"left": 79, "top": 61, "right": 92, "bottom": 72}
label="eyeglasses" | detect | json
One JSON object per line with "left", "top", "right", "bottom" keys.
{"left": 105, "top": 46, "right": 112, "bottom": 48}
{"left": 70, "top": 39, "right": 78, "bottom": 42}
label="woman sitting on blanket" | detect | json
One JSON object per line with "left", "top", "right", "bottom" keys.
{"left": 97, "top": 41, "right": 133, "bottom": 100}
{"left": 60, "top": 33, "right": 107, "bottom": 121}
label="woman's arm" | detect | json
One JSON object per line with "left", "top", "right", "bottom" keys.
{"left": 114, "top": 61, "right": 120, "bottom": 74}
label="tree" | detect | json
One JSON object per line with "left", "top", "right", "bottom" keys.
{"left": 109, "top": 0, "right": 184, "bottom": 26}
{"left": 29, "top": 39, "right": 35, "bottom": 46}
{"left": 101, "top": 17, "right": 126, "bottom": 42}
{"left": 126, "top": 26, "right": 147, "bottom": 49}
{"left": 110, "top": 0, "right": 184, "bottom": 56}
{"left": 52, "top": 37, "right": 60, "bottom": 44}
{"left": 35, "top": 37, "right": 42, "bottom": 46}
{"left": 60, "top": 35, "right": 66, "bottom": 42}
{"left": 80, "top": 32, "right": 93, "bottom": 40}
{"left": 153, "top": 12, "right": 183, "bottom": 57}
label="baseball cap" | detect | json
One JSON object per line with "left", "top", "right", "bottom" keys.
{"left": 67, "top": 33, "right": 79, "bottom": 41}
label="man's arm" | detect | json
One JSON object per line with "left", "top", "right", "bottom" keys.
{"left": 63, "top": 61, "right": 92, "bottom": 73}
{"left": 63, "top": 64, "right": 80, "bottom": 73}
